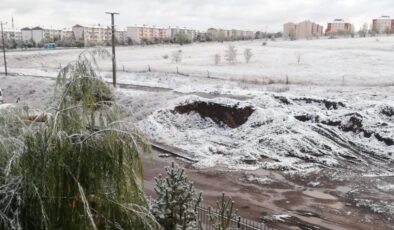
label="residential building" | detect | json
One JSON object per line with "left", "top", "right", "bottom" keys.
{"left": 283, "top": 23, "right": 296, "bottom": 39}
{"left": 115, "top": 30, "right": 128, "bottom": 45}
{"left": 326, "top": 19, "right": 354, "bottom": 35}
{"left": 32, "top": 27, "right": 44, "bottom": 44}
{"left": 72, "top": 24, "right": 111, "bottom": 46}
{"left": 207, "top": 28, "right": 255, "bottom": 41}
{"left": 44, "top": 29, "right": 62, "bottom": 42}
{"left": 127, "top": 25, "right": 181, "bottom": 44}
{"left": 61, "top": 29, "right": 75, "bottom": 40}
{"left": 0, "top": 30, "right": 21, "bottom": 42}
{"left": 21, "top": 27, "right": 32, "bottom": 42}
{"left": 372, "top": 16, "right": 394, "bottom": 34}
{"left": 283, "top": 20, "right": 323, "bottom": 40}
{"left": 168, "top": 27, "right": 196, "bottom": 41}
{"left": 20, "top": 26, "right": 64, "bottom": 45}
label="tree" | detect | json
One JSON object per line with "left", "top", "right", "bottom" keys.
{"left": 172, "top": 50, "right": 183, "bottom": 64}
{"left": 0, "top": 48, "right": 161, "bottom": 230}
{"left": 296, "top": 52, "right": 302, "bottom": 65}
{"left": 151, "top": 162, "right": 202, "bottom": 230}
{"left": 288, "top": 28, "right": 296, "bottom": 41}
{"left": 243, "top": 48, "right": 253, "bottom": 63}
{"left": 127, "top": 37, "right": 134, "bottom": 46}
{"left": 214, "top": 53, "right": 221, "bottom": 65}
{"left": 358, "top": 23, "right": 368, "bottom": 37}
{"left": 174, "top": 33, "right": 191, "bottom": 45}
{"left": 209, "top": 194, "right": 236, "bottom": 230}
{"left": 224, "top": 45, "right": 237, "bottom": 64}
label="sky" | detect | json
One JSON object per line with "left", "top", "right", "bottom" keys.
{"left": 0, "top": 0, "right": 393, "bottom": 32}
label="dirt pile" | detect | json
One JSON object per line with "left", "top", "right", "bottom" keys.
{"left": 294, "top": 113, "right": 394, "bottom": 146}
{"left": 174, "top": 101, "right": 254, "bottom": 128}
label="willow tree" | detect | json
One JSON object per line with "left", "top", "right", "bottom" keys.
{"left": 0, "top": 48, "right": 161, "bottom": 230}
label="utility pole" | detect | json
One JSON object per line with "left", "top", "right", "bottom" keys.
{"left": 0, "top": 21, "right": 7, "bottom": 76}
{"left": 105, "top": 12, "right": 119, "bottom": 87}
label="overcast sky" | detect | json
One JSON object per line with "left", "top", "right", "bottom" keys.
{"left": 1, "top": 0, "right": 393, "bottom": 32}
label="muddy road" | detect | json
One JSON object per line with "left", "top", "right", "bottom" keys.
{"left": 143, "top": 151, "right": 393, "bottom": 230}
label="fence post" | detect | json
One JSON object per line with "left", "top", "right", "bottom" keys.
{"left": 123, "top": 65, "right": 125, "bottom": 72}
{"left": 148, "top": 64, "right": 151, "bottom": 72}
{"left": 237, "top": 216, "right": 241, "bottom": 229}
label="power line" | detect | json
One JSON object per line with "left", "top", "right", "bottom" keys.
{"left": 105, "top": 12, "right": 119, "bottom": 87}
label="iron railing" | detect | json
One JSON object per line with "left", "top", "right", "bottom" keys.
{"left": 196, "top": 204, "right": 274, "bottom": 230}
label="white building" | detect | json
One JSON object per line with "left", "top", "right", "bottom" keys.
{"left": 372, "top": 16, "right": 394, "bottom": 34}
{"left": 21, "top": 27, "right": 32, "bottom": 42}
{"left": 31, "top": 27, "right": 45, "bottom": 44}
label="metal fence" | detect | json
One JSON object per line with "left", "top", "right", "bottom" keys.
{"left": 197, "top": 204, "right": 274, "bottom": 230}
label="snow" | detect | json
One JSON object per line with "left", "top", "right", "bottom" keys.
{"left": 3, "top": 36, "right": 394, "bottom": 87}
{"left": 1, "top": 37, "right": 393, "bottom": 174}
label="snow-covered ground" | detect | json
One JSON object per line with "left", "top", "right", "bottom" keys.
{"left": 1, "top": 36, "right": 394, "bottom": 225}
{"left": 1, "top": 37, "right": 393, "bottom": 174}
{"left": 3, "top": 36, "right": 394, "bottom": 86}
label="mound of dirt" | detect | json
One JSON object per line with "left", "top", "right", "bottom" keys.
{"left": 293, "top": 97, "right": 346, "bottom": 110}
{"left": 174, "top": 101, "right": 254, "bottom": 128}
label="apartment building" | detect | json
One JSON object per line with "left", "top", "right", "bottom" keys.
{"left": 72, "top": 24, "right": 111, "bottom": 46}
{"left": 61, "top": 30, "right": 75, "bottom": 40}
{"left": 168, "top": 27, "right": 196, "bottom": 41}
{"left": 127, "top": 25, "right": 187, "bottom": 44}
{"left": 283, "top": 23, "right": 296, "bottom": 39}
{"left": 20, "top": 26, "right": 65, "bottom": 45}
{"left": 283, "top": 20, "right": 323, "bottom": 40}
{"left": 207, "top": 28, "right": 255, "bottom": 41}
{"left": 0, "top": 29, "right": 21, "bottom": 43}
{"left": 115, "top": 30, "right": 128, "bottom": 44}
{"left": 372, "top": 16, "right": 394, "bottom": 33}
{"left": 44, "top": 29, "right": 62, "bottom": 41}
{"left": 127, "top": 25, "right": 199, "bottom": 44}
{"left": 326, "top": 19, "right": 354, "bottom": 35}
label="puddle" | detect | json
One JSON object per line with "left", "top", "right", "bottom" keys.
{"left": 303, "top": 190, "right": 337, "bottom": 200}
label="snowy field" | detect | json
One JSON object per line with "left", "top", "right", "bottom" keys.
{"left": 2, "top": 36, "right": 394, "bottom": 86}
{"left": 0, "top": 37, "right": 393, "bottom": 174}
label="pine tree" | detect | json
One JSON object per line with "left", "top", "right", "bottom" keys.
{"left": 151, "top": 162, "right": 202, "bottom": 230}
{"left": 209, "top": 193, "right": 236, "bottom": 230}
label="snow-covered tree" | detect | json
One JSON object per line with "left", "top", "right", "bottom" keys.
{"left": 214, "top": 53, "right": 221, "bottom": 65}
{"left": 172, "top": 50, "right": 183, "bottom": 64}
{"left": 243, "top": 48, "right": 253, "bottom": 63}
{"left": 0, "top": 48, "right": 160, "bottom": 230}
{"left": 151, "top": 162, "right": 202, "bottom": 230}
{"left": 209, "top": 193, "right": 236, "bottom": 230}
{"left": 224, "top": 45, "right": 237, "bottom": 64}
